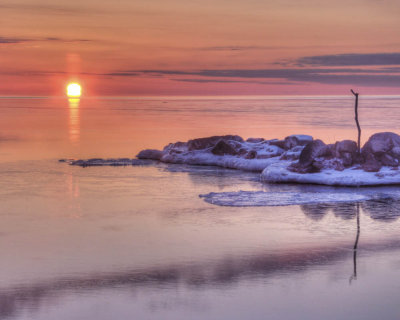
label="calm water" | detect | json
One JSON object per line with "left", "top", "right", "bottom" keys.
{"left": 1, "top": 96, "right": 400, "bottom": 319}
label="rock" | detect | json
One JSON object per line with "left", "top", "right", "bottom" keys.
{"left": 379, "top": 153, "right": 398, "bottom": 167}
{"left": 188, "top": 135, "right": 244, "bottom": 151}
{"left": 335, "top": 140, "right": 358, "bottom": 156}
{"left": 298, "top": 140, "right": 328, "bottom": 167}
{"left": 362, "top": 154, "right": 382, "bottom": 172}
{"left": 136, "top": 149, "right": 163, "bottom": 160}
{"left": 391, "top": 146, "right": 400, "bottom": 158}
{"left": 284, "top": 134, "right": 313, "bottom": 150}
{"left": 256, "top": 145, "right": 285, "bottom": 159}
{"left": 211, "top": 140, "right": 239, "bottom": 156}
{"left": 269, "top": 139, "right": 286, "bottom": 149}
{"left": 341, "top": 152, "right": 353, "bottom": 167}
{"left": 245, "top": 150, "right": 257, "bottom": 159}
{"left": 312, "top": 158, "right": 345, "bottom": 171}
{"left": 279, "top": 146, "right": 304, "bottom": 160}
{"left": 362, "top": 132, "right": 400, "bottom": 156}
{"left": 246, "top": 138, "right": 264, "bottom": 143}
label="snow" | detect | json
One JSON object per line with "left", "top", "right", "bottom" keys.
{"left": 262, "top": 162, "right": 400, "bottom": 186}
{"left": 159, "top": 151, "right": 283, "bottom": 172}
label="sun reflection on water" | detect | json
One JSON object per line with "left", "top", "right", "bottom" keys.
{"left": 68, "top": 98, "right": 80, "bottom": 144}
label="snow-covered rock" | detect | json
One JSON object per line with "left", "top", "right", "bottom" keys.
{"left": 136, "top": 134, "right": 308, "bottom": 172}
{"left": 64, "top": 131, "right": 400, "bottom": 187}
{"left": 261, "top": 161, "right": 400, "bottom": 186}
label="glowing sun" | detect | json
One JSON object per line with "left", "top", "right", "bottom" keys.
{"left": 66, "top": 83, "right": 82, "bottom": 97}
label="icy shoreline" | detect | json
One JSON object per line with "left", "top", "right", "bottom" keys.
{"left": 63, "top": 132, "right": 400, "bottom": 186}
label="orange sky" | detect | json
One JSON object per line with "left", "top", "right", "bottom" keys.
{"left": 1, "top": 0, "right": 400, "bottom": 95}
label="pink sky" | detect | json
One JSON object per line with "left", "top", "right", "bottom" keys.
{"left": 1, "top": 0, "right": 400, "bottom": 95}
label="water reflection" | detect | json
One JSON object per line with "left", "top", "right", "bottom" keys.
{"left": 300, "top": 199, "right": 400, "bottom": 222}
{"left": 301, "top": 203, "right": 331, "bottom": 221}
{"left": 2, "top": 198, "right": 400, "bottom": 319}
{"left": 301, "top": 199, "right": 400, "bottom": 284}
{"left": 350, "top": 203, "right": 361, "bottom": 284}
{"left": 2, "top": 237, "right": 400, "bottom": 319}
{"left": 68, "top": 98, "right": 80, "bottom": 144}
{"left": 362, "top": 197, "right": 400, "bottom": 222}
{"left": 0, "top": 244, "right": 355, "bottom": 319}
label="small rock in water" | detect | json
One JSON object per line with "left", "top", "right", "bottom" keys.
{"left": 137, "top": 149, "right": 163, "bottom": 160}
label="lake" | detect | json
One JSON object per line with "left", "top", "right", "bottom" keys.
{"left": 1, "top": 96, "right": 400, "bottom": 319}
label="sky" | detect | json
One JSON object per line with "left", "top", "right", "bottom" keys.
{"left": 1, "top": 0, "right": 400, "bottom": 96}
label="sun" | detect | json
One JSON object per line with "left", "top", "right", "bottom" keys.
{"left": 66, "top": 83, "right": 82, "bottom": 97}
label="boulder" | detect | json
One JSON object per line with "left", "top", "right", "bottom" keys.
{"left": 312, "top": 158, "right": 345, "bottom": 171}
{"left": 362, "top": 132, "right": 400, "bottom": 156}
{"left": 245, "top": 150, "right": 257, "bottom": 159}
{"left": 334, "top": 140, "right": 358, "bottom": 156}
{"left": 279, "top": 146, "right": 304, "bottom": 160}
{"left": 379, "top": 153, "right": 398, "bottom": 167}
{"left": 246, "top": 137, "right": 264, "bottom": 143}
{"left": 269, "top": 139, "right": 286, "bottom": 149}
{"left": 284, "top": 134, "right": 313, "bottom": 150}
{"left": 391, "top": 146, "right": 400, "bottom": 158}
{"left": 188, "top": 135, "right": 244, "bottom": 151}
{"left": 136, "top": 149, "right": 163, "bottom": 160}
{"left": 362, "top": 154, "right": 382, "bottom": 172}
{"left": 298, "top": 140, "right": 329, "bottom": 167}
{"left": 211, "top": 140, "right": 239, "bottom": 156}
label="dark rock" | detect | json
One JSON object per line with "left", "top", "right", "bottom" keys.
{"left": 288, "top": 162, "right": 319, "bottom": 173}
{"left": 362, "top": 132, "right": 400, "bottom": 156}
{"left": 391, "top": 146, "right": 400, "bottom": 158}
{"left": 284, "top": 134, "right": 313, "bottom": 150}
{"left": 211, "top": 140, "right": 238, "bottom": 156}
{"left": 312, "top": 158, "right": 345, "bottom": 171}
{"left": 269, "top": 139, "right": 286, "bottom": 149}
{"left": 298, "top": 140, "right": 328, "bottom": 167}
{"left": 245, "top": 150, "right": 257, "bottom": 159}
{"left": 331, "top": 140, "right": 358, "bottom": 166}
{"left": 137, "top": 149, "right": 163, "bottom": 160}
{"left": 335, "top": 140, "right": 358, "bottom": 156}
{"left": 188, "top": 135, "right": 244, "bottom": 151}
{"left": 279, "top": 146, "right": 304, "bottom": 160}
{"left": 341, "top": 152, "right": 353, "bottom": 167}
{"left": 246, "top": 137, "right": 264, "bottom": 143}
{"left": 379, "top": 153, "right": 399, "bottom": 167}
{"left": 362, "top": 154, "right": 382, "bottom": 172}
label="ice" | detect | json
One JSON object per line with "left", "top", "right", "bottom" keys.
{"left": 200, "top": 190, "right": 371, "bottom": 207}
{"left": 262, "top": 162, "right": 400, "bottom": 186}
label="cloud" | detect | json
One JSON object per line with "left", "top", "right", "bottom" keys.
{"left": 174, "top": 78, "right": 299, "bottom": 85}
{"left": 0, "top": 36, "right": 92, "bottom": 45}
{"left": 0, "top": 3, "right": 93, "bottom": 15}
{"left": 0, "top": 36, "right": 29, "bottom": 44}
{"left": 199, "top": 46, "right": 269, "bottom": 51}
{"left": 297, "top": 53, "right": 400, "bottom": 66}
{"left": 107, "top": 67, "right": 400, "bottom": 87}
